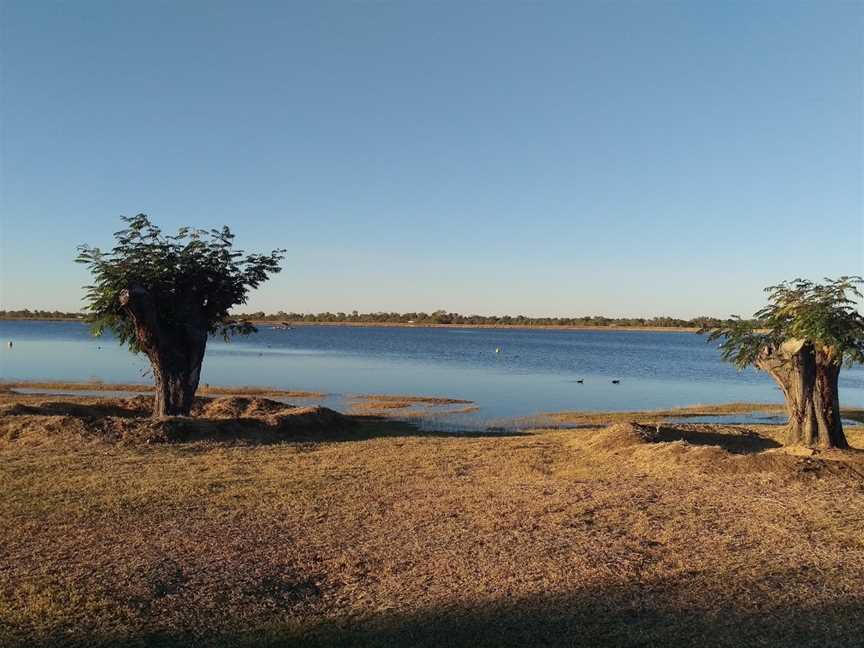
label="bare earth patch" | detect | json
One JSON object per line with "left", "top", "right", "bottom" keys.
{"left": 1, "top": 392, "right": 863, "bottom": 647}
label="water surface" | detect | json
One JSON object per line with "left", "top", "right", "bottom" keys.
{"left": 2, "top": 320, "right": 863, "bottom": 426}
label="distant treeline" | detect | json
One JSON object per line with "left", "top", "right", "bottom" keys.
{"left": 0, "top": 309, "right": 84, "bottom": 320}
{"left": 232, "top": 310, "right": 737, "bottom": 329}
{"left": 0, "top": 308, "right": 740, "bottom": 329}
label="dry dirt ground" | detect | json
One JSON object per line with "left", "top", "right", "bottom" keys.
{"left": 1, "top": 389, "right": 863, "bottom": 647}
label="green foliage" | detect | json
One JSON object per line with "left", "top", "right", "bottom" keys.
{"left": 702, "top": 277, "right": 864, "bottom": 369}
{"left": 76, "top": 214, "right": 285, "bottom": 352}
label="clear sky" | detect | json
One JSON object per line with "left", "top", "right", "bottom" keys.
{"left": 1, "top": 1, "right": 861, "bottom": 318}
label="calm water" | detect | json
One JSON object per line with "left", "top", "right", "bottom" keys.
{"left": 3, "top": 320, "right": 864, "bottom": 426}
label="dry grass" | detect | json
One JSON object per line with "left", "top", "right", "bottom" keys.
{"left": 534, "top": 402, "right": 864, "bottom": 429}
{"left": 541, "top": 402, "right": 784, "bottom": 425}
{"left": 2, "top": 391, "right": 864, "bottom": 647}
{"left": 347, "top": 394, "right": 474, "bottom": 417}
{"left": 0, "top": 393, "right": 356, "bottom": 447}
{"left": 0, "top": 380, "right": 325, "bottom": 399}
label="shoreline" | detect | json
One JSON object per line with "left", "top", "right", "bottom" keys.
{"left": 6, "top": 380, "right": 862, "bottom": 424}
{"left": 0, "top": 380, "right": 325, "bottom": 399}
{"left": 0, "top": 316, "right": 700, "bottom": 333}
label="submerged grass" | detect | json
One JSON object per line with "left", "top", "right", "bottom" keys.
{"left": 2, "top": 390, "right": 864, "bottom": 647}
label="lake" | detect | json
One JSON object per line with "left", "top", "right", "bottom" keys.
{"left": 2, "top": 320, "right": 864, "bottom": 428}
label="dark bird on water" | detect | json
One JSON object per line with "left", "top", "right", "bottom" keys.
{"left": 611, "top": 379, "right": 621, "bottom": 384}
{"left": 576, "top": 379, "right": 584, "bottom": 384}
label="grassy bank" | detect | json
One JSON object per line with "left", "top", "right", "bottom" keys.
{"left": 2, "top": 389, "right": 864, "bottom": 647}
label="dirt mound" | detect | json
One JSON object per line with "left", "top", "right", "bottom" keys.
{"left": 0, "top": 396, "right": 151, "bottom": 420}
{"left": 570, "top": 422, "right": 864, "bottom": 483}
{"left": 0, "top": 395, "right": 353, "bottom": 445}
{"left": 193, "top": 396, "right": 292, "bottom": 419}
{"left": 0, "top": 413, "right": 91, "bottom": 446}
{"left": 145, "top": 405, "right": 350, "bottom": 444}
{"left": 583, "top": 421, "right": 659, "bottom": 451}
{"left": 585, "top": 422, "right": 782, "bottom": 455}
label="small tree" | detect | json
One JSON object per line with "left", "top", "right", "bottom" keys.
{"left": 703, "top": 277, "right": 864, "bottom": 448}
{"left": 77, "top": 214, "right": 285, "bottom": 418}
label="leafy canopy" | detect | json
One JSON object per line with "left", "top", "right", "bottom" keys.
{"left": 702, "top": 277, "right": 864, "bottom": 369}
{"left": 76, "top": 214, "right": 285, "bottom": 351}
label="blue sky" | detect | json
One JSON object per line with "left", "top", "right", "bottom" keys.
{"left": 1, "top": 1, "right": 861, "bottom": 318}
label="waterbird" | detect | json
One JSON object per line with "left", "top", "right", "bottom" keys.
{"left": 611, "top": 379, "right": 621, "bottom": 384}
{"left": 495, "top": 347, "right": 501, "bottom": 353}
{"left": 6, "top": 341, "right": 11, "bottom": 348}
{"left": 576, "top": 379, "right": 584, "bottom": 384}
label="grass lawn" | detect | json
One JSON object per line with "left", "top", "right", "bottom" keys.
{"left": 2, "top": 391, "right": 864, "bottom": 647}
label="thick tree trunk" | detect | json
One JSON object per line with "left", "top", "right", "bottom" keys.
{"left": 119, "top": 285, "right": 208, "bottom": 418}
{"left": 756, "top": 339, "right": 848, "bottom": 449}
{"left": 813, "top": 348, "right": 848, "bottom": 449}
{"left": 151, "top": 339, "right": 206, "bottom": 417}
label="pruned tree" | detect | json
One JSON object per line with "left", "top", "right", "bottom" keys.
{"left": 702, "top": 277, "right": 864, "bottom": 448}
{"left": 76, "top": 214, "right": 285, "bottom": 418}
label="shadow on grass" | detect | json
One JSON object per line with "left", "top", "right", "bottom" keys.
{"left": 651, "top": 425, "right": 782, "bottom": 454}
{"left": 153, "top": 416, "right": 529, "bottom": 444}
{"left": 16, "top": 582, "right": 864, "bottom": 648}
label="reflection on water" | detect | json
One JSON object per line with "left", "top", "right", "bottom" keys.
{"left": 2, "top": 320, "right": 864, "bottom": 425}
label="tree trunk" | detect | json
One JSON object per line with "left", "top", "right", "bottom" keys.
{"left": 119, "top": 285, "right": 208, "bottom": 418}
{"left": 150, "top": 339, "right": 207, "bottom": 418}
{"left": 756, "top": 339, "right": 848, "bottom": 449}
{"left": 813, "top": 348, "right": 848, "bottom": 449}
